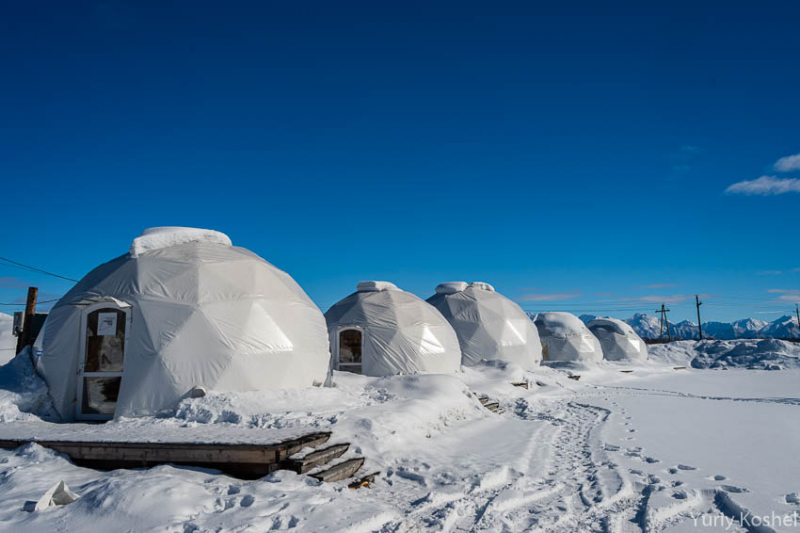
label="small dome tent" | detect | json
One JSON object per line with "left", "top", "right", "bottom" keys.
{"left": 533, "top": 312, "right": 603, "bottom": 363}
{"left": 587, "top": 317, "right": 648, "bottom": 361}
{"left": 427, "top": 281, "right": 542, "bottom": 369}
{"left": 324, "top": 281, "right": 462, "bottom": 377}
{"left": 37, "top": 227, "right": 331, "bottom": 421}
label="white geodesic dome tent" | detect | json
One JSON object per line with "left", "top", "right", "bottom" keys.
{"left": 37, "top": 227, "right": 331, "bottom": 421}
{"left": 586, "top": 317, "right": 648, "bottom": 361}
{"left": 533, "top": 312, "right": 603, "bottom": 363}
{"left": 426, "top": 282, "right": 542, "bottom": 369}
{"left": 324, "top": 281, "right": 462, "bottom": 377}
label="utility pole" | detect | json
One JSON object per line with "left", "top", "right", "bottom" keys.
{"left": 656, "top": 304, "right": 672, "bottom": 342}
{"left": 696, "top": 295, "right": 703, "bottom": 340}
{"left": 15, "top": 287, "right": 38, "bottom": 355}
{"left": 795, "top": 304, "right": 800, "bottom": 339}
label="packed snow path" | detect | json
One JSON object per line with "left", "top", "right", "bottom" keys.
{"left": 392, "top": 398, "right": 684, "bottom": 533}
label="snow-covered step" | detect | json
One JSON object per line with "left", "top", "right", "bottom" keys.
{"left": 283, "top": 443, "right": 350, "bottom": 474}
{"left": 310, "top": 457, "right": 366, "bottom": 482}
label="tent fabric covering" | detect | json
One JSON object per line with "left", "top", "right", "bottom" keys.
{"left": 533, "top": 312, "right": 603, "bottom": 363}
{"left": 587, "top": 317, "right": 648, "bottom": 361}
{"left": 324, "top": 282, "right": 462, "bottom": 377}
{"left": 38, "top": 229, "right": 331, "bottom": 420}
{"left": 427, "top": 282, "right": 542, "bottom": 370}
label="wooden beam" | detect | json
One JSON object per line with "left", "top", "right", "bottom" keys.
{"left": 0, "top": 432, "right": 331, "bottom": 480}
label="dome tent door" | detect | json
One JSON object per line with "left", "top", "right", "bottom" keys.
{"left": 76, "top": 302, "right": 131, "bottom": 420}
{"left": 337, "top": 327, "right": 362, "bottom": 374}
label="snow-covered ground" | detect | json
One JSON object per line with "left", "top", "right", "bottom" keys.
{"left": 2, "top": 339, "right": 800, "bottom": 532}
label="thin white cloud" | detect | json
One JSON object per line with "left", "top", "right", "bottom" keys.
{"left": 635, "top": 283, "right": 677, "bottom": 289}
{"left": 767, "top": 289, "right": 800, "bottom": 301}
{"left": 774, "top": 153, "right": 800, "bottom": 172}
{"left": 518, "top": 292, "right": 582, "bottom": 302}
{"left": 758, "top": 268, "right": 800, "bottom": 275}
{"left": 725, "top": 175, "right": 800, "bottom": 196}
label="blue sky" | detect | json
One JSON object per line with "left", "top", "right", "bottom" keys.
{"left": 1, "top": 1, "right": 799, "bottom": 323}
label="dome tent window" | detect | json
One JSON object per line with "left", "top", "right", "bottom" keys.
{"left": 77, "top": 303, "right": 130, "bottom": 420}
{"left": 338, "top": 328, "right": 363, "bottom": 374}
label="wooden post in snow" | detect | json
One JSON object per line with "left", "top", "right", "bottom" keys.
{"left": 15, "top": 287, "right": 38, "bottom": 354}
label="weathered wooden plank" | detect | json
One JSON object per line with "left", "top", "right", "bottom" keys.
{"left": 310, "top": 457, "right": 365, "bottom": 483}
{"left": 283, "top": 444, "right": 350, "bottom": 474}
{"left": 482, "top": 402, "right": 500, "bottom": 413}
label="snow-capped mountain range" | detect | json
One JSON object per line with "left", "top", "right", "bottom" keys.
{"left": 599, "top": 313, "right": 798, "bottom": 340}
{"left": 527, "top": 311, "right": 799, "bottom": 340}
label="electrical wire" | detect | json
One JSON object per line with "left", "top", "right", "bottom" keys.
{"left": 0, "top": 257, "right": 77, "bottom": 282}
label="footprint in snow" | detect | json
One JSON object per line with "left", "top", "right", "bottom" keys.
{"left": 785, "top": 493, "right": 800, "bottom": 505}
{"left": 644, "top": 457, "right": 660, "bottom": 464}
{"left": 668, "top": 468, "right": 679, "bottom": 475}
{"left": 227, "top": 485, "right": 241, "bottom": 495}
{"left": 677, "top": 464, "right": 696, "bottom": 471}
{"left": 604, "top": 444, "right": 621, "bottom": 452}
{"left": 721, "top": 485, "right": 748, "bottom": 494}
{"left": 240, "top": 495, "right": 256, "bottom": 507}
{"left": 709, "top": 475, "right": 726, "bottom": 481}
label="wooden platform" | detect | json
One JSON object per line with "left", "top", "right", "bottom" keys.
{"left": 0, "top": 432, "right": 332, "bottom": 480}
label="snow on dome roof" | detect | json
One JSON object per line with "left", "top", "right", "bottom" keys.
{"left": 587, "top": 317, "right": 632, "bottom": 336}
{"left": 435, "top": 282, "right": 468, "bottom": 295}
{"left": 130, "top": 227, "right": 232, "bottom": 257}
{"left": 356, "top": 280, "right": 399, "bottom": 292}
{"left": 468, "top": 282, "right": 495, "bottom": 292}
{"left": 534, "top": 312, "right": 589, "bottom": 338}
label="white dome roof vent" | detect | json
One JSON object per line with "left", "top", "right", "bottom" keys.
{"left": 356, "top": 280, "right": 399, "bottom": 292}
{"left": 435, "top": 282, "right": 468, "bottom": 295}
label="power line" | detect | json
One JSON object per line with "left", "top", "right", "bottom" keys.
{"left": 0, "top": 298, "right": 60, "bottom": 306}
{"left": 0, "top": 257, "right": 77, "bottom": 282}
